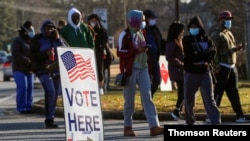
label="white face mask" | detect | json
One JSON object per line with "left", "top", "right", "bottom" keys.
{"left": 28, "top": 31, "right": 35, "bottom": 38}
{"left": 149, "top": 19, "right": 156, "bottom": 26}
{"left": 90, "top": 22, "right": 96, "bottom": 27}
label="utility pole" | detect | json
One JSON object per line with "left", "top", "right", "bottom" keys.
{"left": 176, "top": 0, "right": 180, "bottom": 21}
{"left": 123, "top": 0, "right": 127, "bottom": 28}
{"left": 245, "top": 0, "right": 250, "bottom": 80}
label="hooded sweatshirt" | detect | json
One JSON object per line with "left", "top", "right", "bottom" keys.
{"left": 117, "top": 10, "right": 151, "bottom": 75}
{"left": 183, "top": 16, "right": 216, "bottom": 73}
{"left": 60, "top": 7, "right": 94, "bottom": 48}
{"left": 29, "top": 20, "right": 65, "bottom": 74}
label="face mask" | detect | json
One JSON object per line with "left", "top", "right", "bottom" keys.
{"left": 140, "top": 21, "right": 146, "bottom": 29}
{"left": 224, "top": 20, "right": 232, "bottom": 29}
{"left": 28, "top": 31, "right": 35, "bottom": 38}
{"left": 189, "top": 28, "right": 199, "bottom": 36}
{"left": 90, "top": 22, "right": 96, "bottom": 28}
{"left": 149, "top": 19, "right": 156, "bottom": 26}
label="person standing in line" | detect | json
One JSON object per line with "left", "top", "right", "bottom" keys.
{"left": 60, "top": 7, "right": 94, "bottom": 49}
{"left": 183, "top": 16, "right": 221, "bottom": 125}
{"left": 117, "top": 9, "right": 163, "bottom": 137}
{"left": 29, "top": 20, "right": 65, "bottom": 128}
{"left": 57, "top": 19, "right": 67, "bottom": 33}
{"left": 102, "top": 44, "right": 115, "bottom": 92}
{"left": 11, "top": 21, "right": 35, "bottom": 114}
{"left": 87, "top": 13, "right": 110, "bottom": 95}
{"left": 213, "top": 10, "right": 249, "bottom": 123}
{"left": 165, "top": 21, "right": 185, "bottom": 120}
{"left": 143, "top": 9, "right": 165, "bottom": 98}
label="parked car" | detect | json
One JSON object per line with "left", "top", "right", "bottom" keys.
{"left": 0, "top": 50, "right": 8, "bottom": 64}
{"left": 3, "top": 55, "right": 13, "bottom": 81}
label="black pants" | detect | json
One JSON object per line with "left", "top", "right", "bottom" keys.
{"left": 175, "top": 80, "right": 184, "bottom": 111}
{"left": 214, "top": 66, "right": 243, "bottom": 117}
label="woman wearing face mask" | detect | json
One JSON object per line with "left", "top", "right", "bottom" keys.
{"left": 11, "top": 21, "right": 35, "bottom": 114}
{"left": 87, "top": 14, "right": 109, "bottom": 95}
{"left": 165, "top": 21, "right": 185, "bottom": 121}
{"left": 182, "top": 16, "right": 221, "bottom": 125}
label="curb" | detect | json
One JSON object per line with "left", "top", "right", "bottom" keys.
{"left": 33, "top": 104, "right": 249, "bottom": 122}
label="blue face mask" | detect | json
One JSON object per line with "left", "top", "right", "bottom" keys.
{"left": 140, "top": 21, "right": 146, "bottom": 29}
{"left": 224, "top": 20, "right": 232, "bottom": 29}
{"left": 28, "top": 31, "right": 35, "bottom": 38}
{"left": 189, "top": 28, "right": 199, "bottom": 36}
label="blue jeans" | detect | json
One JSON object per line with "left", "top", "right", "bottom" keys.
{"left": 38, "top": 72, "right": 61, "bottom": 120}
{"left": 13, "top": 71, "right": 34, "bottom": 113}
{"left": 123, "top": 68, "right": 160, "bottom": 129}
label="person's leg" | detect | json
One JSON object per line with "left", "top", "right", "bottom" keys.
{"left": 123, "top": 76, "right": 136, "bottom": 127}
{"left": 26, "top": 73, "right": 34, "bottom": 110}
{"left": 150, "top": 63, "right": 161, "bottom": 98}
{"left": 225, "top": 67, "right": 244, "bottom": 118}
{"left": 138, "top": 68, "right": 163, "bottom": 136}
{"left": 38, "top": 73, "right": 58, "bottom": 128}
{"left": 13, "top": 71, "right": 27, "bottom": 113}
{"left": 200, "top": 72, "right": 221, "bottom": 124}
{"left": 214, "top": 66, "right": 230, "bottom": 106}
{"left": 184, "top": 72, "right": 200, "bottom": 125}
{"left": 171, "top": 80, "right": 184, "bottom": 120}
{"left": 123, "top": 70, "right": 137, "bottom": 136}
{"left": 53, "top": 74, "right": 61, "bottom": 107}
{"left": 138, "top": 69, "right": 160, "bottom": 128}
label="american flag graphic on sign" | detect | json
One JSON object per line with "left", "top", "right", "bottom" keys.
{"left": 60, "top": 51, "right": 96, "bottom": 82}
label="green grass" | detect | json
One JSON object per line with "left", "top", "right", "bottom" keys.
{"left": 52, "top": 80, "right": 250, "bottom": 114}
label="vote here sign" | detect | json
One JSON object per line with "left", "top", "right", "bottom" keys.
{"left": 57, "top": 47, "right": 104, "bottom": 141}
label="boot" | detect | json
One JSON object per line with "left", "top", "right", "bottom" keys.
{"left": 124, "top": 126, "right": 136, "bottom": 137}
{"left": 150, "top": 126, "right": 163, "bottom": 136}
{"left": 45, "top": 119, "right": 58, "bottom": 128}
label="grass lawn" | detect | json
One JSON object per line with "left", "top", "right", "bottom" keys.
{"left": 53, "top": 80, "right": 250, "bottom": 114}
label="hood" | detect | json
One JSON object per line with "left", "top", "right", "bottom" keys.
{"left": 187, "top": 16, "right": 205, "bottom": 36}
{"left": 40, "top": 20, "right": 56, "bottom": 36}
{"left": 68, "top": 7, "right": 82, "bottom": 29}
{"left": 127, "top": 10, "right": 143, "bottom": 33}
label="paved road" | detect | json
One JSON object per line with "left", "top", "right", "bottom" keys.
{"left": 0, "top": 75, "right": 167, "bottom": 141}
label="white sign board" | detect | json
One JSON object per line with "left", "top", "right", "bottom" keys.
{"left": 57, "top": 47, "right": 104, "bottom": 141}
{"left": 93, "top": 8, "right": 108, "bottom": 30}
{"left": 159, "top": 55, "right": 172, "bottom": 91}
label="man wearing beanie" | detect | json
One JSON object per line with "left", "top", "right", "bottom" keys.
{"left": 11, "top": 20, "right": 35, "bottom": 114}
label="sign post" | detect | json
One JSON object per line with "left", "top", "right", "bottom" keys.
{"left": 93, "top": 8, "right": 108, "bottom": 30}
{"left": 159, "top": 55, "right": 172, "bottom": 91}
{"left": 57, "top": 47, "right": 104, "bottom": 141}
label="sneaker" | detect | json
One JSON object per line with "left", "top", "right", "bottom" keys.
{"left": 205, "top": 118, "right": 211, "bottom": 123}
{"left": 235, "top": 116, "right": 250, "bottom": 123}
{"left": 170, "top": 110, "right": 183, "bottom": 120}
{"left": 99, "top": 88, "right": 104, "bottom": 95}
{"left": 45, "top": 119, "right": 58, "bottom": 128}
